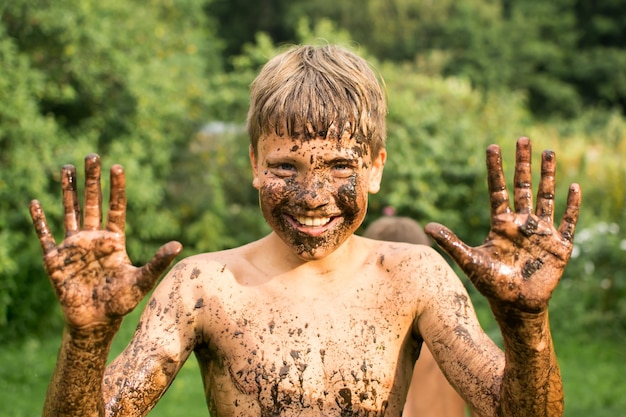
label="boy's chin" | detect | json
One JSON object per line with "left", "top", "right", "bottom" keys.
{"left": 279, "top": 234, "right": 348, "bottom": 262}
{"left": 292, "top": 247, "right": 335, "bottom": 262}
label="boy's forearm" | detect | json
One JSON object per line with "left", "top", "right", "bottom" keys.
{"left": 43, "top": 322, "right": 121, "bottom": 417}
{"left": 491, "top": 305, "right": 564, "bottom": 417}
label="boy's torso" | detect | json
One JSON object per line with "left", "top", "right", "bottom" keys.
{"left": 184, "top": 237, "right": 437, "bottom": 416}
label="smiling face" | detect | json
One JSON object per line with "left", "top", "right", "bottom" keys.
{"left": 250, "top": 131, "right": 386, "bottom": 261}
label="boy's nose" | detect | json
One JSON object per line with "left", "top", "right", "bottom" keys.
{"left": 300, "top": 178, "right": 330, "bottom": 208}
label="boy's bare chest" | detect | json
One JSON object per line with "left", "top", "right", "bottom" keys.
{"left": 198, "top": 282, "right": 418, "bottom": 416}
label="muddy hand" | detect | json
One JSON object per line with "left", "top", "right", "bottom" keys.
{"left": 425, "top": 137, "right": 581, "bottom": 313}
{"left": 30, "top": 154, "right": 182, "bottom": 329}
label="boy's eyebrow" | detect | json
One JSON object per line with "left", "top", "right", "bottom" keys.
{"left": 264, "top": 155, "right": 297, "bottom": 164}
{"left": 318, "top": 156, "right": 361, "bottom": 169}
{"left": 264, "top": 155, "right": 361, "bottom": 168}
{"left": 327, "top": 156, "right": 359, "bottom": 164}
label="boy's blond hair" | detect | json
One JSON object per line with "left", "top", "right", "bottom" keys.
{"left": 247, "top": 44, "right": 387, "bottom": 157}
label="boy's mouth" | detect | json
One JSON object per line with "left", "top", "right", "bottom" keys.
{"left": 295, "top": 216, "right": 331, "bottom": 227}
{"left": 284, "top": 214, "right": 340, "bottom": 237}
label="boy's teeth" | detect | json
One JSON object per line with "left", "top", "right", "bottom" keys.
{"left": 296, "top": 216, "right": 331, "bottom": 226}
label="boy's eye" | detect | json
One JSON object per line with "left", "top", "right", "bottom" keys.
{"left": 269, "top": 163, "right": 296, "bottom": 177}
{"left": 332, "top": 162, "right": 356, "bottom": 178}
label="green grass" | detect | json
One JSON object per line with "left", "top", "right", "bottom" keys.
{"left": 0, "top": 303, "right": 207, "bottom": 417}
{"left": 0, "top": 336, "right": 59, "bottom": 417}
{"left": 1, "top": 306, "right": 624, "bottom": 417}
{"left": 556, "top": 332, "right": 626, "bottom": 417}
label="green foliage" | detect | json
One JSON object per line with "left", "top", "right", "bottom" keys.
{"left": 169, "top": 126, "right": 271, "bottom": 256}
{"left": 205, "top": 0, "right": 294, "bottom": 60}
{"left": 0, "top": 10, "right": 71, "bottom": 336}
{"left": 552, "top": 222, "right": 626, "bottom": 338}
{"left": 370, "top": 61, "right": 532, "bottom": 244}
{"left": 0, "top": 2, "right": 625, "bottom": 415}
{"left": 206, "top": 0, "right": 626, "bottom": 117}
{"left": 0, "top": 0, "right": 223, "bottom": 339}
{"left": 555, "top": 333, "right": 626, "bottom": 417}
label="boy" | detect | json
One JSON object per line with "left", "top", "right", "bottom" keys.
{"left": 363, "top": 215, "right": 474, "bottom": 417}
{"left": 30, "top": 44, "right": 581, "bottom": 416}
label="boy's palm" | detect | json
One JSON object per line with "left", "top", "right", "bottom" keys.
{"left": 30, "top": 155, "right": 181, "bottom": 329}
{"left": 426, "top": 138, "right": 581, "bottom": 313}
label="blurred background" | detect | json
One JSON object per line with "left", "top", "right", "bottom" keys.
{"left": 1, "top": 0, "right": 624, "bottom": 415}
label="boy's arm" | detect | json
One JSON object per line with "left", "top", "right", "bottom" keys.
{"left": 424, "top": 137, "right": 581, "bottom": 417}
{"left": 30, "top": 155, "right": 182, "bottom": 416}
{"left": 102, "top": 260, "right": 201, "bottom": 416}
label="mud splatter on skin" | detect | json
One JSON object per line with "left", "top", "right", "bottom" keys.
{"left": 490, "top": 307, "right": 563, "bottom": 416}
{"left": 351, "top": 143, "right": 369, "bottom": 159}
{"left": 190, "top": 267, "right": 201, "bottom": 279}
{"left": 257, "top": 135, "right": 372, "bottom": 259}
{"left": 261, "top": 174, "right": 363, "bottom": 258}
{"left": 337, "top": 388, "right": 353, "bottom": 414}
{"left": 521, "top": 258, "right": 544, "bottom": 280}
{"left": 201, "top": 297, "right": 402, "bottom": 417}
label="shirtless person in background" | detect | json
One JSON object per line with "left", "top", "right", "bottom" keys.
{"left": 30, "top": 44, "right": 581, "bottom": 417}
{"left": 363, "top": 215, "right": 475, "bottom": 417}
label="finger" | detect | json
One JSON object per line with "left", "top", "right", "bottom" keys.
{"left": 29, "top": 200, "right": 57, "bottom": 255}
{"left": 535, "top": 150, "right": 556, "bottom": 222}
{"left": 106, "top": 164, "right": 127, "bottom": 233}
{"left": 61, "top": 165, "right": 81, "bottom": 236}
{"left": 513, "top": 137, "right": 533, "bottom": 214}
{"left": 136, "top": 241, "right": 183, "bottom": 292}
{"left": 83, "top": 154, "right": 103, "bottom": 231}
{"left": 486, "top": 144, "right": 511, "bottom": 216}
{"left": 557, "top": 183, "right": 581, "bottom": 243}
{"left": 424, "top": 222, "right": 477, "bottom": 270}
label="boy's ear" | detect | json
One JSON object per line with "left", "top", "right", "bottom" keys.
{"left": 249, "top": 145, "right": 260, "bottom": 189}
{"left": 368, "top": 149, "right": 386, "bottom": 194}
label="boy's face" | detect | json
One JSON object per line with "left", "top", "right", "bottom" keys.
{"left": 250, "top": 131, "right": 386, "bottom": 261}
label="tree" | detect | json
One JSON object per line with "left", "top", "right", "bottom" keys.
{"left": 203, "top": 0, "right": 626, "bottom": 117}
{"left": 0, "top": 0, "right": 222, "bottom": 338}
{"left": 569, "top": 0, "right": 626, "bottom": 110}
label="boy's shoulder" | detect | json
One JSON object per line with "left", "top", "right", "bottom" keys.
{"left": 158, "top": 236, "right": 456, "bottom": 296}
{"left": 360, "top": 235, "right": 440, "bottom": 263}
{"left": 170, "top": 243, "right": 256, "bottom": 281}
{"left": 164, "top": 236, "right": 285, "bottom": 286}
{"left": 359, "top": 236, "right": 458, "bottom": 285}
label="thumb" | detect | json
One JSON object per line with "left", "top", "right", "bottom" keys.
{"left": 136, "top": 241, "right": 183, "bottom": 292}
{"left": 424, "top": 222, "right": 476, "bottom": 272}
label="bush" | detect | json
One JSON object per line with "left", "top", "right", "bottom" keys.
{"left": 0, "top": 0, "right": 222, "bottom": 339}
{"left": 553, "top": 222, "right": 626, "bottom": 338}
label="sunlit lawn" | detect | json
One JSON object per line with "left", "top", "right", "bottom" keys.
{"left": 0, "top": 304, "right": 207, "bottom": 417}
{"left": 1, "top": 304, "right": 625, "bottom": 417}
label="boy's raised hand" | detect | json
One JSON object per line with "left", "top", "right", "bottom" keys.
{"left": 425, "top": 137, "right": 581, "bottom": 313}
{"left": 30, "top": 154, "right": 182, "bottom": 329}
